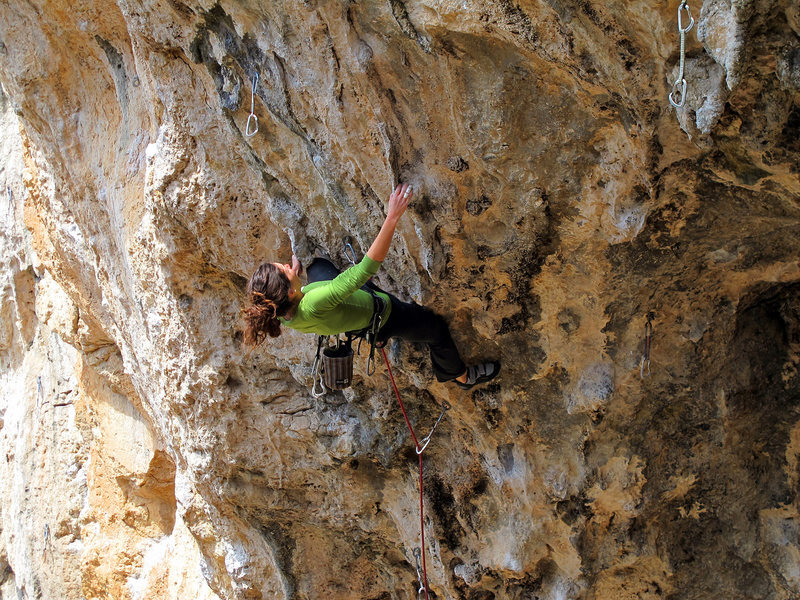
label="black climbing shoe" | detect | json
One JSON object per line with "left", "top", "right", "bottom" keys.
{"left": 455, "top": 361, "right": 501, "bottom": 390}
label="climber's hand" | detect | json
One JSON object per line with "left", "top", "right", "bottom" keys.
{"left": 366, "top": 183, "right": 413, "bottom": 262}
{"left": 387, "top": 183, "right": 412, "bottom": 223}
{"left": 291, "top": 254, "right": 303, "bottom": 277}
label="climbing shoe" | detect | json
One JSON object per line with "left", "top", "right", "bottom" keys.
{"left": 455, "top": 361, "right": 501, "bottom": 390}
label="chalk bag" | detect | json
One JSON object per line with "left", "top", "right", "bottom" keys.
{"left": 322, "top": 342, "right": 354, "bottom": 390}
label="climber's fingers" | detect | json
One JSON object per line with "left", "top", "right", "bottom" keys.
{"left": 387, "top": 183, "right": 412, "bottom": 221}
{"left": 291, "top": 254, "right": 303, "bottom": 276}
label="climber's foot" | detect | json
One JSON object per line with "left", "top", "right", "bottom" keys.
{"left": 454, "top": 361, "right": 501, "bottom": 390}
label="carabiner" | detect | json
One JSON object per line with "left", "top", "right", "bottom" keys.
{"left": 669, "top": 79, "right": 687, "bottom": 108}
{"left": 343, "top": 236, "right": 357, "bottom": 265}
{"left": 245, "top": 113, "right": 259, "bottom": 137}
{"left": 311, "top": 336, "right": 326, "bottom": 397}
{"left": 365, "top": 313, "right": 382, "bottom": 377}
{"left": 311, "top": 360, "right": 326, "bottom": 397}
{"left": 678, "top": 1, "right": 694, "bottom": 33}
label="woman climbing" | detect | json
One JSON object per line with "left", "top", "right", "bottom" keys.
{"left": 243, "top": 183, "right": 500, "bottom": 390}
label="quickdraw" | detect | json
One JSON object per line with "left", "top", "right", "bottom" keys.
{"left": 364, "top": 308, "right": 383, "bottom": 377}
{"left": 416, "top": 400, "right": 451, "bottom": 455}
{"left": 640, "top": 314, "right": 653, "bottom": 379}
{"left": 245, "top": 73, "right": 259, "bottom": 137}
{"left": 669, "top": 1, "right": 694, "bottom": 109}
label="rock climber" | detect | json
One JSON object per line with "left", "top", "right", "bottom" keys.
{"left": 243, "top": 183, "right": 500, "bottom": 390}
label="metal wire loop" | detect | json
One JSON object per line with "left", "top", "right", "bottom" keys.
{"left": 311, "top": 358, "right": 325, "bottom": 397}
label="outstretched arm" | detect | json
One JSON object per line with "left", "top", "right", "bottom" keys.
{"left": 366, "top": 183, "right": 412, "bottom": 263}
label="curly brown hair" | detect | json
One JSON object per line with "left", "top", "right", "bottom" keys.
{"left": 242, "top": 262, "right": 293, "bottom": 346}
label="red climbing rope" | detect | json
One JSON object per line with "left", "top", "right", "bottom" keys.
{"left": 380, "top": 346, "right": 430, "bottom": 600}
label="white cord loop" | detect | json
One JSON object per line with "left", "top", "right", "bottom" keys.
{"left": 245, "top": 73, "right": 259, "bottom": 137}
{"left": 669, "top": 1, "right": 694, "bottom": 108}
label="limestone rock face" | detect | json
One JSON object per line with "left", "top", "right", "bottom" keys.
{"left": 0, "top": 1, "right": 798, "bottom": 599}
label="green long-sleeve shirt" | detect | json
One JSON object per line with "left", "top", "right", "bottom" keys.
{"left": 280, "top": 256, "right": 392, "bottom": 336}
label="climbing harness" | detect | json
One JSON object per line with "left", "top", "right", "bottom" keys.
{"left": 669, "top": 1, "right": 694, "bottom": 109}
{"left": 640, "top": 314, "right": 653, "bottom": 379}
{"left": 310, "top": 288, "right": 385, "bottom": 395}
{"left": 245, "top": 73, "right": 259, "bottom": 137}
{"left": 363, "top": 290, "right": 385, "bottom": 376}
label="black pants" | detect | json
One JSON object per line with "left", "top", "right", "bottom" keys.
{"left": 306, "top": 258, "right": 466, "bottom": 382}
